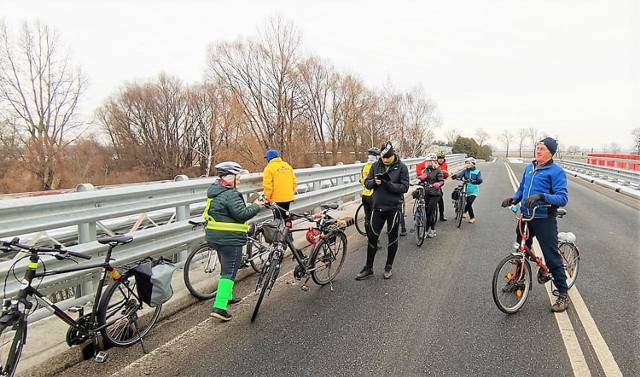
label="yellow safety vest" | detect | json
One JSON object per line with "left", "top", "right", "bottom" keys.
{"left": 203, "top": 197, "right": 250, "bottom": 233}
{"left": 360, "top": 164, "right": 374, "bottom": 197}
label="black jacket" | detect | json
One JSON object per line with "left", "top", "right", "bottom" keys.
{"left": 364, "top": 155, "right": 410, "bottom": 211}
{"left": 420, "top": 166, "right": 444, "bottom": 196}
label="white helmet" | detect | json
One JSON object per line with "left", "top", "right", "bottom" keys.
{"left": 425, "top": 153, "right": 438, "bottom": 161}
{"left": 464, "top": 157, "right": 477, "bottom": 165}
{"left": 215, "top": 161, "right": 244, "bottom": 177}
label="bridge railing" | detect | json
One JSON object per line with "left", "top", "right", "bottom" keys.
{"left": 0, "top": 154, "right": 466, "bottom": 323}
{"left": 557, "top": 158, "right": 640, "bottom": 188}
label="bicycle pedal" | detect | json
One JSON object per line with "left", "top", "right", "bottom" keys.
{"left": 67, "top": 305, "right": 83, "bottom": 313}
{"left": 94, "top": 351, "right": 109, "bottom": 363}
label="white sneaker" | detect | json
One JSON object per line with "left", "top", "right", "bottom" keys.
{"left": 426, "top": 230, "right": 435, "bottom": 238}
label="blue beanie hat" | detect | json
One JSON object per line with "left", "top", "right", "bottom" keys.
{"left": 539, "top": 137, "right": 558, "bottom": 156}
{"left": 265, "top": 149, "right": 280, "bottom": 161}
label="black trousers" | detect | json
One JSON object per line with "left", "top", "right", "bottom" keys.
{"left": 365, "top": 209, "right": 401, "bottom": 268}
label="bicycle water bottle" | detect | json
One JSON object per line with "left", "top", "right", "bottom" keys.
{"left": 510, "top": 204, "right": 518, "bottom": 213}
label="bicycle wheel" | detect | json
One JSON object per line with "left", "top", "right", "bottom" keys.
{"left": 559, "top": 242, "right": 580, "bottom": 289}
{"left": 456, "top": 194, "right": 465, "bottom": 228}
{"left": 98, "top": 274, "right": 162, "bottom": 347}
{"left": 492, "top": 254, "right": 532, "bottom": 314}
{"left": 310, "top": 231, "right": 347, "bottom": 285}
{"left": 183, "top": 243, "right": 219, "bottom": 300}
{"left": 247, "top": 229, "right": 269, "bottom": 273}
{"left": 0, "top": 313, "right": 26, "bottom": 377}
{"left": 413, "top": 200, "right": 426, "bottom": 246}
{"left": 251, "top": 252, "right": 280, "bottom": 323}
{"left": 354, "top": 203, "right": 367, "bottom": 236}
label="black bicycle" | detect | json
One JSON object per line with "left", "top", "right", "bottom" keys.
{"left": 452, "top": 177, "right": 469, "bottom": 228}
{"left": 183, "top": 220, "right": 270, "bottom": 300}
{"left": 410, "top": 181, "right": 428, "bottom": 246}
{"left": 0, "top": 236, "right": 161, "bottom": 376}
{"left": 251, "top": 200, "right": 350, "bottom": 322}
{"left": 355, "top": 197, "right": 406, "bottom": 237}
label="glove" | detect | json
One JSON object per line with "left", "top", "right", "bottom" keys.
{"left": 419, "top": 173, "right": 427, "bottom": 181}
{"left": 524, "top": 194, "right": 544, "bottom": 208}
{"left": 501, "top": 197, "right": 515, "bottom": 208}
{"left": 470, "top": 179, "right": 478, "bottom": 184}
{"left": 433, "top": 182, "right": 442, "bottom": 190}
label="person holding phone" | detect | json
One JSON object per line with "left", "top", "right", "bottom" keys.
{"left": 356, "top": 141, "right": 409, "bottom": 280}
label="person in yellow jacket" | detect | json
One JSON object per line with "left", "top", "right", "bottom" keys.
{"left": 262, "top": 149, "right": 297, "bottom": 219}
{"left": 360, "top": 147, "right": 380, "bottom": 235}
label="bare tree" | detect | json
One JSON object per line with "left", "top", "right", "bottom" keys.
{"left": 567, "top": 145, "right": 581, "bottom": 155}
{"left": 475, "top": 128, "right": 490, "bottom": 146}
{"left": 517, "top": 128, "right": 528, "bottom": 157}
{"left": 527, "top": 128, "right": 540, "bottom": 156}
{"left": 444, "top": 128, "right": 461, "bottom": 146}
{"left": 0, "top": 20, "right": 87, "bottom": 190}
{"left": 610, "top": 142, "right": 621, "bottom": 154}
{"left": 633, "top": 128, "right": 640, "bottom": 155}
{"left": 496, "top": 129, "right": 514, "bottom": 157}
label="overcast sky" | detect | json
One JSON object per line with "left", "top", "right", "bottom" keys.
{"left": 3, "top": 0, "right": 639, "bottom": 151}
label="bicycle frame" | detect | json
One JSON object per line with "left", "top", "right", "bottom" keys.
{"left": 513, "top": 208, "right": 551, "bottom": 275}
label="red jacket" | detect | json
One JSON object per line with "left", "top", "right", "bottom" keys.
{"left": 416, "top": 160, "right": 450, "bottom": 179}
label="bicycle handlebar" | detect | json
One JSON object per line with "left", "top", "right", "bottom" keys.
{"left": 510, "top": 204, "right": 565, "bottom": 221}
{"left": 1, "top": 238, "right": 92, "bottom": 260}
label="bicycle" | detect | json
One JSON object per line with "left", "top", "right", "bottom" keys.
{"left": 410, "top": 181, "right": 429, "bottom": 246}
{"left": 355, "top": 197, "right": 406, "bottom": 237}
{"left": 251, "top": 200, "right": 351, "bottom": 322}
{"left": 0, "top": 236, "right": 162, "bottom": 376}
{"left": 452, "top": 177, "right": 468, "bottom": 228}
{"left": 183, "top": 220, "right": 270, "bottom": 300}
{"left": 492, "top": 205, "right": 581, "bottom": 314}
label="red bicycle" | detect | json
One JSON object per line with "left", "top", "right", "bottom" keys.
{"left": 492, "top": 204, "right": 580, "bottom": 314}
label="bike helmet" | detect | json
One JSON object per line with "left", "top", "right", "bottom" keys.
{"left": 436, "top": 151, "right": 446, "bottom": 159}
{"left": 215, "top": 161, "right": 244, "bottom": 177}
{"left": 425, "top": 153, "right": 438, "bottom": 161}
{"left": 367, "top": 147, "right": 381, "bottom": 156}
{"left": 464, "top": 157, "right": 476, "bottom": 165}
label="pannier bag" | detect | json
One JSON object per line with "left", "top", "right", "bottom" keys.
{"left": 451, "top": 187, "right": 461, "bottom": 201}
{"left": 261, "top": 219, "right": 285, "bottom": 244}
{"left": 132, "top": 257, "right": 176, "bottom": 307}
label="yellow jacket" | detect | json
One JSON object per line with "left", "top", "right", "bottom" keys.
{"left": 360, "top": 163, "right": 374, "bottom": 196}
{"left": 262, "top": 157, "right": 297, "bottom": 202}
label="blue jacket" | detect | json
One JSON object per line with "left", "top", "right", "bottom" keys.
{"left": 514, "top": 159, "right": 568, "bottom": 218}
{"left": 452, "top": 168, "right": 482, "bottom": 196}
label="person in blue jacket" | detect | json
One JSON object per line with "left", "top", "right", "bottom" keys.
{"left": 501, "top": 137, "right": 570, "bottom": 312}
{"left": 451, "top": 157, "right": 483, "bottom": 223}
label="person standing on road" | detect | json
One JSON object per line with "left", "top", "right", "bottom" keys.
{"left": 205, "top": 161, "right": 264, "bottom": 321}
{"left": 356, "top": 141, "right": 409, "bottom": 280}
{"left": 359, "top": 147, "right": 381, "bottom": 236}
{"left": 435, "top": 151, "right": 450, "bottom": 221}
{"left": 419, "top": 153, "right": 444, "bottom": 238}
{"left": 501, "top": 137, "right": 570, "bottom": 312}
{"left": 451, "top": 157, "right": 483, "bottom": 223}
{"left": 262, "top": 149, "right": 297, "bottom": 220}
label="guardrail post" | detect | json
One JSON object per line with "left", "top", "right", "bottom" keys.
{"left": 174, "top": 175, "right": 190, "bottom": 262}
{"left": 75, "top": 183, "right": 97, "bottom": 298}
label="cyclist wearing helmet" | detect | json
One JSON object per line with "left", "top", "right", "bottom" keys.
{"left": 357, "top": 141, "right": 409, "bottom": 281}
{"left": 451, "top": 157, "right": 483, "bottom": 224}
{"left": 435, "top": 151, "right": 450, "bottom": 221}
{"left": 418, "top": 153, "right": 445, "bottom": 238}
{"left": 359, "top": 147, "right": 381, "bottom": 236}
{"left": 263, "top": 149, "right": 297, "bottom": 220}
{"left": 205, "top": 161, "right": 264, "bottom": 321}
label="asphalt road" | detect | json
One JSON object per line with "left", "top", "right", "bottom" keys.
{"left": 50, "top": 158, "right": 640, "bottom": 377}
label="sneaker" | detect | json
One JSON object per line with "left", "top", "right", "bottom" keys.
{"left": 355, "top": 266, "right": 374, "bottom": 280}
{"left": 432, "top": 230, "right": 437, "bottom": 237}
{"left": 400, "top": 229, "right": 407, "bottom": 236}
{"left": 228, "top": 296, "right": 242, "bottom": 305}
{"left": 537, "top": 268, "right": 552, "bottom": 284}
{"left": 383, "top": 264, "right": 393, "bottom": 279}
{"left": 440, "top": 215, "right": 448, "bottom": 222}
{"left": 468, "top": 218, "right": 476, "bottom": 224}
{"left": 426, "top": 229, "right": 435, "bottom": 238}
{"left": 210, "top": 308, "right": 232, "bottom": 321}
{"left": 462, "top": 213, "right": 468, "bottom": 219}
{"left": 551, "top": 293, "right": 570, "bottom": 312}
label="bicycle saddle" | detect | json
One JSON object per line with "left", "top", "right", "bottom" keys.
{"left": 321, "top": 203, "right": 339, "bottom": 210}
{"left": 98, "top": 235, "right": 134, "bottom": 245}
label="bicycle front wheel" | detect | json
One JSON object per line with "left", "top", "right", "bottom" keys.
{"left": 559, "top": 242, "right": 580, "bottom": 289}
{"left": 310, "top": 231, "right": 347, "bottom": 285}
{"left": 413, "top": 201, "right": 426, "bottom": 247}
{"left": 251, "top": 257, "right": 278, "bottom": 323}
{"left": 247, "top": 228, "right": 269, "bottom": 273}
{"left": 492, "top": 254, "right": 532, "bottom": 314}
{"left": 184, "top": 243, "right": 219, "bottom": 300}
{"left": 456, "top": 195, "right": 465, "bottom": 228}
{"left": 0, "top": 313, "right": 26, "bottom": 377}
{"left": 354, "top": 203, "right": 367, "bottom": 236}
{"left": 98, "top": 274, "right": 162, "bottom": 347}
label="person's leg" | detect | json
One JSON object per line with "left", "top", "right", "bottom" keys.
{"left": 531, "top": 218, "right": 570, "bottom": 312}
{"left": 275, "top": 201, "right": 291, "bottom": 220}
{"left": 357, "top": 210, "right": 384, "bottom": 280}
{"left": 362, "top": 196, "right": 373, "bottom": 235}
{"left": 466, "top": 196, "right": 477, "bottom": 222}
{"left": 426, "top": 196, "right": 438, "bottom": 231}
{"left": 211, "top": 243, "right": 242, "bottom": 320}
{"left": 385, "top": 210, "right": 401, "bottom": 266}
{"left": 438, "top": 195, "right": 447, "bottom": 221}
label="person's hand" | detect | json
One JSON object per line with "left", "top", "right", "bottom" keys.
{"left": 419, "top": 172, "right": 427, "bottom": 181}
{"left": 501, "top": 197, "right": 515, "bottom": 207}
{"left": 374, "top": 178, "right": 382, "bottom": 186}
{"left": 524, "top": 194, "right": 544, "bottom": 208}
{"left": 433, "top": 182, "right": 442, "bottom": 190}
{"left": 253, "top": 198, "right": 265, "bottom": 208}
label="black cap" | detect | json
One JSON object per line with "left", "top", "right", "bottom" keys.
{"left": 539, "top": 137, "right": 558, "bottom": 156}
{"left": 380, "top": 141, "right": 394, "bottom": 158}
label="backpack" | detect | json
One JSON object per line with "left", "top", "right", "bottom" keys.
{"left": 132, "top": 257, "right": 176, "bottom": 307}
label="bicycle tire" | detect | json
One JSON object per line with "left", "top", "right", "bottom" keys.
{"left": 251, "top": 254, "right": 279, "bottom": 323}
{"left": 354, "top": 203, "right": 367, "bottom": 236}
{"left": 413, "top": 200, "right": 426, "bottom": 246}
{"left": 98, "top": 274, "right": 162, "bottom": 347}
{"left": 310, "top": 231, "right": 347, "bottom": 285}
{"left": 0, "top": 313, "right": 26, "bottom": 377}
{"left": 492, "top": 254, "right": 532, "bottom": 314}
{"left": 247, "top": 228, "right": 269, "bottom": 273}
{"left": 456, "top": 194, "right": 465, "bottom": 228}
{"left": 183, "top": 243, "right": 219, "bottom": 300}
{"left": 559, "top": 242, "right": 580, "bottom": 289}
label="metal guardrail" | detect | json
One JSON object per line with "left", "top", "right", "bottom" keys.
{"left": 557, "top": 159, "right": 640, "bottom": 188}
{"left": 0, "top": 154, "right": 466, "bottom": 323}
